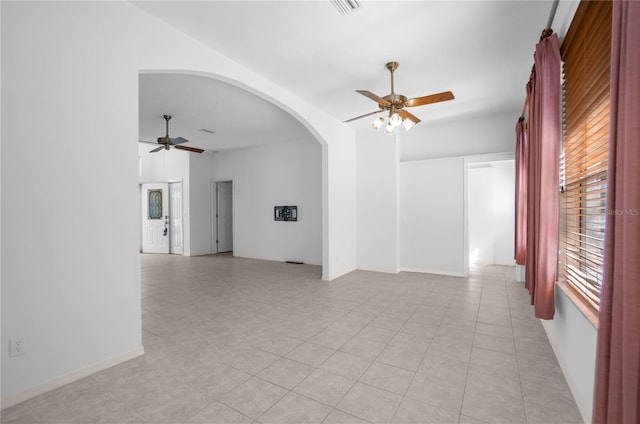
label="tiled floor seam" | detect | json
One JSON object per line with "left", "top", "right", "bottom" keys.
{"left": 507, "top": 274, "right": 532, "bottom": 424}
{"left": 454, "top": 273, "right": 485, "bottom": 424}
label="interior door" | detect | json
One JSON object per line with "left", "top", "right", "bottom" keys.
{"left": 216, "top": 181, "right": 233, "bottom": 253}
{"left": 169, "top": 182, "right": 183, "bottom": 254}
{"left": 141, "top": 183, "right": 170, "bottom": 254}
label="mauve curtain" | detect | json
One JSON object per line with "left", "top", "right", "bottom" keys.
{"left": 524, "top": 33, "right": 561, "bottom": 320}
{"left": 593, "top": 1, "right": 640, "bottom": 422}
{"left": 515, "top": 118, "right": 528, "bottom": 265}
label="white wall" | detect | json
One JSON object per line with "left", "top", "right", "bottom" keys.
{"left": 138, "top": 144, "right": 190, "bottom": 184}
{"left": 542, "top": 289, "right": 597, "bottom": 423}
{"left": 400, "top": 111, "right": 516, "bottom": 161}
{"left": 357, "top": 113, "right": 516, "bottom": 275}
{"left": 211, "top": 138, "right": 322, "bottom": 265}
{"left": 468, "top": 166, "right": 495, "bottom": 264}
{"left": 324, "top": 130, "right": 357, "bottom": 279}
{"left": 188, "top": 152, "right": 214, "bottom": 256}
{"left": 0, "top": 0, "right": 4, "bottom": 404}
{"left": 399, "top": 157, "right": 466, "bottom": 275}
{"left": 356, "top": 130, "right": 399, "bottom": 273}
{"left": 491, "top": 160, "right": 515, "bottom": 264}
{"left": 2, "top": 2, "right": 144, "bottom": 405}
{"left": 468, "top": 160, "right": 515, "bottom": 265}
{"left": 1, "top": 0, "right": 356, "bottom": 405}
{"left": 391, "top": 111, "right": 516, "bottom": 276}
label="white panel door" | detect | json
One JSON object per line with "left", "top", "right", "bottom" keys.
{"left": 169, "top": 182, "right": 183, "bottom": 254}
{"left": 141, "top": 183, "right": 170, "bottom": 254}
{"left": 216, "top": 181, "right": 233, "bottom": 253}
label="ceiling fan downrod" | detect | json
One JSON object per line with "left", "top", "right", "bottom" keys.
{"left": 158, "top": 114, "right": 172, "bottom": 149}
{"left": 164, "top": 114, "right": 172, "bottom": 137}
{"left": 386, "top": 61, "right": 399, "bottom": 94}
{"left": 381, "top": 62, "right": 407, "bottom": 112}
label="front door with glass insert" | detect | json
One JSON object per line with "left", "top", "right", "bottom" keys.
{"left": 141, "top": 183, "right": 170, "bottom": 254}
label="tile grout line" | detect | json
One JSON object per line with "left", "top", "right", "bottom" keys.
{"left": 455, "top": 268, "right": 485, "bottom": 423}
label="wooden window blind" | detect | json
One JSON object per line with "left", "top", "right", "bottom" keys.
{"left": 559, "top": 0, "right": 612, "bottom": 313}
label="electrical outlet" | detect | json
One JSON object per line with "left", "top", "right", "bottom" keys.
{"left": 10, "top": 338, "right": 25, "bottom": 357}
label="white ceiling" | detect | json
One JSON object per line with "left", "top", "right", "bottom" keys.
{"left": 139, "top": 73, "right": 311, "bottom": 152}
{"left": 135, "top": 0, "right": 576, "bottom": 152}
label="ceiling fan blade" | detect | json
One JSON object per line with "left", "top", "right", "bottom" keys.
{"left": 170, "top": 136, "right": 189, "bottom": 145}
{"left": 174, "top": 145, "right": 204, "bottom": 154}
{"left": 406, "top": 91, "right": 455, "bottom": 107}
{"left": 344, "top": 110, "right": 384, "bottom": 123}
{"left": 149, "top": 146, "right": 164, "bottom": 153}
{"left": 356, "top": 90, "right": 391, "bottom": 106}
{"left": 398, "top": 109, "right": 421, "bottom": 124}
{"left": 139, "top": 140, "right": 157, "bottom": 145}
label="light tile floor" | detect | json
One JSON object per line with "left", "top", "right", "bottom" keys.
{"left": 2, "top": 254, "right": 585, "bottom": 424}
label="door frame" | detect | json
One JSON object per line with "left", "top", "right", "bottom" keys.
{"left": 168, "top": 179, "right": 184, "bottom": 255}
{"left": 463, "top": 152, "right": 515, "bottom": 275}
{"left": 211, "top": 178, "right": 234, "bottom": 254}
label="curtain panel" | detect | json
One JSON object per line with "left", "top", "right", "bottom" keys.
{"left": 515, "top": 118, "right": 528, "bottom": 265}
{"left": 524, "top": 33, "right": 561, "bottom": 320}
{"left": 593, "top": 1, "right": 640, "bottom": 422}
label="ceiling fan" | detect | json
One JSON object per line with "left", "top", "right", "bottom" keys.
{"left": 139, "top": 115, "right": 205, "bottom": 153}
{"left": 345, "top": 61, "right": 454, "bottom": 134}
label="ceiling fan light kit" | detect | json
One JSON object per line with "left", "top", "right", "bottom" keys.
{"left": 402, "top": 120, "right": 415, "bottom": 131}
{"left": 371, "top": 117, "right": 384, "bottom": 131}
{"left": 384, "top": 121, "right": 396, "bottom": 135}
{"left": 345, "top": 61, "right": 455, "bottom": 135}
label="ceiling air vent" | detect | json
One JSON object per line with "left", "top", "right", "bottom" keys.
{"left": 331, "top": 0, "right": 362, "bottom": 15}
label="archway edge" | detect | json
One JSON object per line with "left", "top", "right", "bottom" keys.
{"left": 139, "top": 69, "right": 357, "bottom": 280}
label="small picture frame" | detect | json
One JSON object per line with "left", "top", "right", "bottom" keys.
{"left": 274, "top": 206, "right": 298, "bottom": 221}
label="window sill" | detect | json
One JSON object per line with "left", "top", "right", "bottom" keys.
{"left": 556, "top": 278, "right": 599, "bottom": 329}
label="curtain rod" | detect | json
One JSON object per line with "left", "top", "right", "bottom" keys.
{"left": 546, "top": 0, "right": 560, "bottom": 30}
{"left": 519, "top": 0, "right": 560, "bottom": 120}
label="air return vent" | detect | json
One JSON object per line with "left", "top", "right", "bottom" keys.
{"left": 331, "top": 0, "right": 362, "bottom": 15}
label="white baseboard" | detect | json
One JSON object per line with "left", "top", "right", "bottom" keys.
{"left": 398, "top": 267, "right": 468, "bottom": 278}
{"left": 235, "top": 254, "right": 322, "bottom": 267}
{"left": 324, "top": 266, "right": 358, "bottom": 281}
{"left": 1, "top": 346, "right": 145, "bottom": 410}
{"left": 357, "top": 266, "right": 400, "bottom": 274}
{"left": 189, "top": 250, "right": 215, "bottom": 257}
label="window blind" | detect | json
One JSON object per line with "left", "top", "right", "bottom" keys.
{"left": 559, "top": 0, "right": 612, "bottom": 312}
